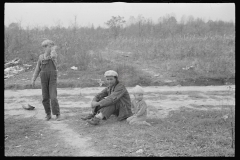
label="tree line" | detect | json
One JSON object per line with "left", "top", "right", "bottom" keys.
{"left": 4, "top": 14, "right": 235, "bottom": 63}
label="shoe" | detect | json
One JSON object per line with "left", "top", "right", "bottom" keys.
{"left": 56, "top": 114, "right": 62, "bottom": 121}
{"left": 86, "top": 117, "right": 101, "bottom": 125}
{"left": 81, "top": 114, "right": 95, "bottom": 120}
{"left": 117, "top": 115, "right": 128, "bottom": 121}
{"left": 45, "top": 115, "right": 51, "bottom": 121}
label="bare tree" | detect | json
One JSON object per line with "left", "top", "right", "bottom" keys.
{"left": 105, "top": 16, "right": 126, "bottom": 39}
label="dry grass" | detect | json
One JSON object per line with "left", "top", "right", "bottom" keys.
{"left": 5, "top": 95, "right": 235, "bottom": 157}
{"left": 4, "top": 33, "right": 235, "bottom": 89}
{"left": 106, "top": 35, "right": 235, "bottom": 79}
{"left": 4, "top": 117, "right": 67, "bottom": 156}
{"left": 66, "top": 106, "right": 235, "bottom": 157}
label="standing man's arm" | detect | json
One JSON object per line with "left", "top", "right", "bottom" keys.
{"left": 31, "top": 55, "right": 42, "bottom": 88}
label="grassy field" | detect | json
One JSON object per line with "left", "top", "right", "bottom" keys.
{"left": 5, "top": 105, "right": 235, "bottom": 157}
{"left": 4, "top": 117, "right": 67, "bottom": 156}
{"left": 69, "top": 107, "right": 235, "bottom": 157}
{"left": 4, "top": 35, "right": 235, "bottom": 90}
{"left": 5, "top": 84, "right": 235, "bottom": 156}
{"left": 5, "top": 19, "right": 235, "bottom": 89}
{"left": 5, "top": 17, "right": 235, "bottom": 157}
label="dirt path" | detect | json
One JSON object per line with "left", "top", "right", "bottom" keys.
{"left": 4, "top": 89, "right": 104, "bottom": 156}
{"left": 4, "top": 85, "right": 235, "bottom": 156}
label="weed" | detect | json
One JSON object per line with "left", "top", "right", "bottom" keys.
{"left": 66, "top": 106, "right": 235, "bottom": 156}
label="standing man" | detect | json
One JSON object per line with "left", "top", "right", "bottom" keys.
{"left": 31, "top": 39, "right": 61, "bottom": 121}
{"left": 81, "top": 70, "right": 133, "bottom": 125}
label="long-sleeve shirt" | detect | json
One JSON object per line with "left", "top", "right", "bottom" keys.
{"left": 131, "top": 99, "right": 147, "bottom": 118}
{"left": 93, "top": 82, "right": 132, "bottom": 119}
{"left": 32, "top": 50, "right": 57, "bottom": 82}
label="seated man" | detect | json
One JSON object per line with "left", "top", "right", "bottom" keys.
{"left": 81, "top": 70, "right": 132, "bottom": 125}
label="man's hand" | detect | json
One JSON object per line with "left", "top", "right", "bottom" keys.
{"left": 31, "top": 80, "right": 35, "bottom": 88}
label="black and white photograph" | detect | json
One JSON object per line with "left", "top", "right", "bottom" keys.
{"left": 4, "top": 3, "right": 235, "bottom": 157}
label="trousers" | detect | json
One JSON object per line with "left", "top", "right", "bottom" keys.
{"left": 40, "top": 58, "right": 60, "bottom": 115}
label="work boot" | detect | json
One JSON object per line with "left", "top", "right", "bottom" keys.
{"left": 86, "top": 117, "right": 101, "bottom": 125}
{"left": 56, "top": 114, "right": 62, "bottom": 121}
{"left": 81, "top": 113, "right": 95, "bottom": 120}
{"left": 45, "top": 114, "right": 51, "bottom": 121}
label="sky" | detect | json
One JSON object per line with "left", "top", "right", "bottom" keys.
{"left": 4, "top": 3, "right": 235, "bottom": 29}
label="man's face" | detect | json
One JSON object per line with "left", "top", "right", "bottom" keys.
{"left": 106, "top": 76, "right": 116, "bottom": 87}
{"left": 44, "top": 45, "right": 51, "bottom": 54}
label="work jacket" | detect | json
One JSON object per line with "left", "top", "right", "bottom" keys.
{"left": 93, "top": 82, "right": 133, "bottom": 120}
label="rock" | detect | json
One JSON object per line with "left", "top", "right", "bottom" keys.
{"left": 136, "top": 149, "right": 144, "bottom": 154}
{"left": 222, "top": 114, "right": 229, "bottom": 121}
{"left": 15, "top": 145, "right": 21, "bottom": 147}
{"left": 71, "top": 66, "right": 78, "bottom": 70}
{"left": 53, "top": 150, "right": 59, "bottom": 153}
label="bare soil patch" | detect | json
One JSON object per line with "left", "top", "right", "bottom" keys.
{"left": 4, "top": 85, "right": 235, "bottom": 156}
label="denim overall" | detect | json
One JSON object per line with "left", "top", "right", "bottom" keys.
{"left": 40, "top": 58, "right": 60, "bottom": 116}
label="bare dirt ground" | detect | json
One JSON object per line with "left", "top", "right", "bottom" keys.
{"left": 4, "top": 85, "right": 235, "bottom": 156}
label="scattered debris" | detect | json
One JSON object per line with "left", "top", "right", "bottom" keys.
{"left": 53, "top": 150, "right": 59, "bottom": 153}
{"left": 15, "top": 145, "right": 21, "bottom": 148}
{"left": 5, "top": 58, "right": 21, "bottom": 69}
{"left": 225, "top": 82, "right": 232, "bottom": 85}
{"left": 4, "top": 58, "right": 33, "bottom": 79}
{"left": 22, "top": 104, "right": 35, "bottom": 110}
{"left": 4, "top": 66, "right": 25, "bottom": 79}
{"left": 222, "top": 114, "right": 229, "bottom": 121}
{"left": 182, "top": 65, "right": 195, "bottom": 70}
{"left": 71, "top": 66, "right": 78, "bottom": 70}
{"left": 136, "top": 149, "right": 144, "bottom": 154}
{"left": 164, "top": 79, "right": 173, "bottom": 83}
{"left": 23, "top": 64, "right": 33, "bottom": 71}
{"left": 5, "top": 135, "right": 9, "bottom": 140}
